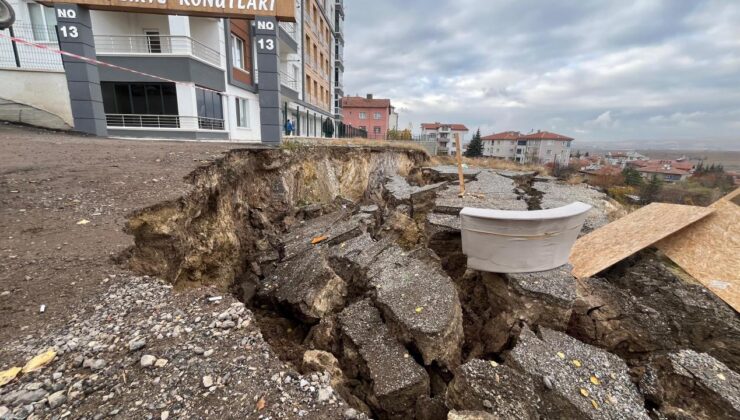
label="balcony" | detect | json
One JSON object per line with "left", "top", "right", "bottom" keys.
{"left": 280, "top": 71, "right": 299, "bottom": 92}
{"left": 94, "top": 35, "right": 221, "bottom": 68}
{"left": 336, "top": 0, "right": 344, "bottom": 17}
{"left": 106, "top": 114, "right": 225, "bottom": 131}
{"left": 334, "top": 80, "right": 344, "bottom": 93}
{"left": 279, "top": 22, "right": 298, "bottom": 42}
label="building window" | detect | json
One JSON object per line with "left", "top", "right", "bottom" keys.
{"left": 236, "top": 98, "right": 250, "bottom": 128}
{"left": 196, "top": 88, "right": 224, "bottom": 129}
{"left": 373, "top": 112, "right": 382, "bottom": 120}
{"left": 359, "top": 112, "right": 367, "bottom": 120}
{"left": 27, "top": 4, "right": 57, "bottom": 42}
{"left": 231, "top": 34, "right": 245, "bottom": 69}
{"left": 547, "top": 150, "right": 552, "bottom": 155}
{"left": 374, "top": 126, "right": 381, "bottom": 134}
{"left": 101, "top": 82, "right": 178, "bottom": 116}
{"left": 359, "top": 126, "right": 367, "bottom": 131}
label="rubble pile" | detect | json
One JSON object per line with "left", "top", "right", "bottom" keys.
{"left": 6, "top": 145, "right": 736, "bottom": 420}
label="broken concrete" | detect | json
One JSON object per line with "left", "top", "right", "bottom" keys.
{"left": 368, "top": 246, "right": 464, "bottom": 368}
{"left": 258, "top": 247, "right": 347, "bottom": 321}
{"left": 384, "top": 175, "right": 447, "bottom": 208}
{"left": 446, "top": 359, "right": 540, "bottom": 419}
{"left": 509, "top": 326, "right": 650, "bottom": 420}
{"left": 568, "top": 257, "right": 740, "bottom": 371}
{"left": 422, "top": 166, "right": 482, "bottom": 183}
{"left": 640, "top": 350, "right": 740, "bottom": 420}
{"left": 534, "top": 181, "right": 611, "bottom": 231}
{"left": 280, "top": 211, "right": 373, "bottom": 261}
{"left": 435, "top": 170, "right": 528, "bottom": 214}
{"left": 338, "top": 300, "right": 430, "bottom": 419}
{"left": 458, "top": 266, "right": 577, "bottom": 358}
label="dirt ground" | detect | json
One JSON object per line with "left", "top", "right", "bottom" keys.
{"left": 0, "top": 124, "right": 240, "bottom": 361}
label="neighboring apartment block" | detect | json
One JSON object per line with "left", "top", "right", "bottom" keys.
{"left": 482, "top": 130, "right": 574, "bottom": 164}
{"left": 421, "top": 122, "right": 469, "bottom": 155}
{"left": 0, "top": 0, "right": 346, "bottom": 141}
{"left": 341, "top": 94, "right": 392, "bottom": 139}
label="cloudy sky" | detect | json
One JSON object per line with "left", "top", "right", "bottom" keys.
{"left": 343, "top": 0, "right": 740, "bottom": 144}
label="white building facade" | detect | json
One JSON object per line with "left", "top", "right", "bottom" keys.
{"left": 0, "top": 0, "right": 344, "bottom": 141}
{"left": 482, "top": 130, "right": 574, "bottom": 164}
{"left": 420, "top": 122, "right": 469, "bottom": 155}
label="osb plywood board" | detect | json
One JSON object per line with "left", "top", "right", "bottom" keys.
{"left": 570, "top": 203, "right": 714, "bottom": 279}
{"left": 657, "top": 188, "right": 740, "bottom": 312}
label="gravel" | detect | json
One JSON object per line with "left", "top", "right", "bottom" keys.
{"left": 0, "top": 275, "right": 350, "bottom": 419}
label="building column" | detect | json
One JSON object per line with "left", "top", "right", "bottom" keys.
{"left": 54, "top": 4, "right": 107, "bottom": 137}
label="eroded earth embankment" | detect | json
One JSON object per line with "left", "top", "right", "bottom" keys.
{"left": 124, "top": 145, "right": 740, "bottom": 420}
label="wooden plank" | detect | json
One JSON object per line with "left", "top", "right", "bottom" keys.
{"left": 656, "top": 188, "right": 740, "bottom": 312}
{"left": 570, "top": 203, "right": 714, "bottom": 279}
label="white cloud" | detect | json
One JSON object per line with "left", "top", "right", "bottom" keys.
{"left": 343, "top": 0, "right": 740, "bottom": 142}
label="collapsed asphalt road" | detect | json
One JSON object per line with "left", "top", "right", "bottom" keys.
{"left": 1, "top": 125, "right": 738, "bottom": 419}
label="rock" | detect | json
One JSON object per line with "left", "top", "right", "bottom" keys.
{"left": 154, "top": 359, "right": 168, "bottom": 368}
{"left": 317, "top": 386, "right": 332, "bottom": 403}
{"left": 259, "top": 247, "right": 347, "bottom": 322}
{"left": 446, "top": 359, "right": 539, "bottom": 419}
{"left": 568, "top": 258, "right": 740, "bottom": 371}
{"left": 202, "top": 375, "right": 214, "bottom": 388}
{"left": 140, "top": 355, "right": 157, "bottom": 368}
{"left": 338, "top": 300, "right": 429, "bottom": 419}
{"left": 83, "top": 358, "right": 106, "bottom": 371}
{"left": 15, "top": 389, "right": 46, "bottom": 405}
{"left": 203, "top": 349, "right": 214, "bottom": 358}
{"left": 161, "top": 411, "right": 170, "bottom": 420}
{"left": 384, "top": 210, "right": 423, "bottom": 248}
{"left": 303, "top": 350, "right": 344, "bottom": 384}
{"left": 128, "top": 338, "right": 146, "bottom": 352}
{"left": 47, "top": 391, "right": 66, "bottom": 409}
{"left": 343, "top": 408, "right": 358, "bottom": 419}
{"left": 510, "top": 326, "right": 650, "bottom": 419}
{"left": 447, "top": 410, "right": 498, "bottom": 420}
{"left": 640, "top": 350, "right": 740, "bottom": 419}
{"left": 464, "top": 266, "right": 577, "bottom": 357}
{"left": 0, "top": 407, "right": 8, "bottom": 419}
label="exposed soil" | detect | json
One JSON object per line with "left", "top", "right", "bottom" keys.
{"left": 1, "top": 124, "right": 738, "bottom": 420}
{"left": 0, "top": 124, "right": 239, "bottom": 363}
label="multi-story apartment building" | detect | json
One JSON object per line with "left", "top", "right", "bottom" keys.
{"left": 0, "top": 0, "right": 345, "bottom": 141}
{"left": 421, "top": 122, "right": 469, "bottom": 155}
{"left": 482, "top": 130, "right": 574, "bottom": 164}
{"left": 341, "top": 94, "right": 392, "bottom": 139}
{"left": 333, "top": 0, "right": 344, "bottom": 121}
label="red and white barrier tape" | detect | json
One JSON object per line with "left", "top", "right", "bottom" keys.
{"left": 0, "top": 32, "right": 225, "bottom": 95}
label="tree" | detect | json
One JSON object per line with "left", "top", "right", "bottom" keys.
{"left": 639, "top": 175, "right": 663, "bottom": 205}
{"left": 622, "top": 167, "right": 644, "bottom": 186}
{"left": 464, "top": 129, "right": 483, "bottom": 158}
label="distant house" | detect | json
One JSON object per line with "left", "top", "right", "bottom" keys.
{"left": 629, "top": 160, "right": 693, "bottom": 183}
{"left": 341, "top": 95, "right": 393, "bottom": 139}
{"left": 580, "top": 165, "right": 623, "bottom": 184}
{"left": 481, "top": 130, "right": 574, "bottom": 164}
{"left": 420, "top": 123, "right": 470, "bottom": 155}
{"left": 604, "top": 151, "right": 649, "bottom": 168}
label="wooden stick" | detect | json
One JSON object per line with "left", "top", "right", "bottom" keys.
{"left": 455, "top": 133, "right": 465, "bottom": 197}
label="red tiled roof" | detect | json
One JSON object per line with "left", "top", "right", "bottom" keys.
{"left": 421, "top": 123, "right": 469, "bottom": 131}
{"left": 631, "top": 160, "right": 694, "bottom": 171}
{"left": 481, "top": 131, "right": 521, "bottom": 141}
{"left": 519, "top": 131, "right": 574, "bottom": 141}
{"left": 636, "top": 165, "right": 691, "bottom": 176}
{"left": 583, "top": 166, "right": 623, "bottom": 176}
{"left": 341, "top": 96, "right": 392, "bottom": 109}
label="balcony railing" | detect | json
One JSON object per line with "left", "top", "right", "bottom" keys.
{"left": 94, "top": 35, "right": 221, "bottom": 68}
{"left": 106, "top": 114, "right": 225, "bottom": 131}
{"left": 279, "top": 22, "right": 297, "bottom": 41}
{"left": 280, "top": 71, "right": 298, "bottom": 91}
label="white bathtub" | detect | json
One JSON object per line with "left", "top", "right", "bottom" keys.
{"left": 460, "top": 202, "right": 592, "bottom": 273}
